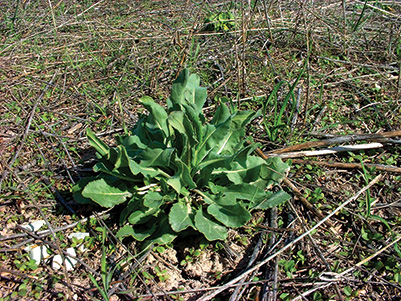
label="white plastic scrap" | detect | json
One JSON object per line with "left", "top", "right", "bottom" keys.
{"left": 67, "top": 232, "right": 90, "bottom": 252}
{"left": 20, "top": 220, "right": 46, "bottom": 232}
{"left": 67, "top": 232, "right": 89, "bottom": 241}
{"left": 24, "top": 245, "right": 50, "bottom": 265}
{"left": 52, "top": 247, "right": 77, "bottom": 271}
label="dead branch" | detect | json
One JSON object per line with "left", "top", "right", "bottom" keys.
{"left": 267, "top": 142, "right": 384, "bottom": 158}
{"left": 267, "top": 130, "right": 401, "bottom": 155}
{"left": 291, "top": 159, "right": 401, "bottom": 173}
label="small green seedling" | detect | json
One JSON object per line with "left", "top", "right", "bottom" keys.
{"left": 203, "top": 11, "right": 235, "bottom": 32}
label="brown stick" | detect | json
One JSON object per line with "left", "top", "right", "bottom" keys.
{"left": 282, "top": 177, "right": 326, "bottom": 221}
{"left": 267, "top": 130, "right": 401, "bottom": 155}
{"left": 291, "top": 159, "right": 401, "bottom": 173}
{"left": 268, "top": 143, "right": 384, "bottom": 159}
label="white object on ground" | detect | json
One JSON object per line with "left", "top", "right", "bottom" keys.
{"left": 52, "top": 247, "right": 77, "bottom": 271}
{"left": 67, "top": 232, "right": 90, "bottom": 252}
{"left": 20, "top": 220, "right": 46, "bottom": 232}
{"left": 24, "top": 245, "right": 50, "bottom": 265}
{"left": 68, "top": 232, "right": 89, "bottom": 240}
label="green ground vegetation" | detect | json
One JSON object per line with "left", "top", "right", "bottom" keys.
{"left": 1, "top": 0, "right": 401, "bottom": 300}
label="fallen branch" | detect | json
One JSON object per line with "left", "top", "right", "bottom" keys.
{"left": 291, "top": 159, "right": 401, "bottom": 173}
{"left": 267, "top": 142, "right": 384, "bottom": 159}
{"left": 267, "top": 130, "right": 401, "bottom": 155}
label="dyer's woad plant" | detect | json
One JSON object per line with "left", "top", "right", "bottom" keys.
{"left": 73, "top": 69, "right": 290, "bottom": 246}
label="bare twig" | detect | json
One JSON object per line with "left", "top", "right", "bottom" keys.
{"left": 0, "top": 267, "right": 39, "bottom": 280}
{"left": 268, "top": 142, "right": 384, "bottom": 159}
{"left": 133, "top": 279, "right": 272, "bottom": 300}
{"left": 13, "top": 172, "right": 73, "bottom": 289}
{"left": 291, "top": 159, "right": 401, "bottom": 173}
{"left": 267, "top": 130, "right": 401, "bottom": 155}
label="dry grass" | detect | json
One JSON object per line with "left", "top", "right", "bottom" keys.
{"left": 1, "top": 0, "right": 401, "bottom": 300}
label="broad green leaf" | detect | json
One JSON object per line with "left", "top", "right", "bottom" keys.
{"left": 217, "top": 110, "right": 260, "bottom": 155}
{"left": 72, "top": 177, "right": 96, "bottom": 205}
{"left": 168, "top": 111, "right": 192, "bottom": 162}
{"left": 203, "top": 121, "right": 231, "bottom": 153}
{"left": 113, "top": 145, "right": 130, "bottom": 169}
{"left": 97, "top": 147, "right": 119, "bottom": 170}
{"left": 232, "top": 110, "right": 261, "bottom": 128}
{"left": 116, "top": 224, "right": 156, "bottom": 241}
{"left": 87, "top": 128, "right": 109, "bottom": 157}
{"left": 210, "top": 183, "right": 267, "bottom": 203}
{"left": 92, "top": 145, "right": 138, "bottom": 181}
{"left": 140, "top": 148, "right": 174, "bottom": 167}
{"left": 168, "top": 111, "right": 186, "bottom": 134}
{"left": 186, "top": 73, "right": 207, "bottom": 113}
{"left": 82, "top": 178, "right": 132, "bottom": 208}
{"left": 128, "top": 205, "right": 160, "bottom": 224}
{"left": 251, "top": 190, "right": 291, "bottom": 210}
{"left": 169, "top": 202, "right": 195, "bottom": 232}
{"left": 131, "top": 115, "right": 150, "bottom": 143}
{"left": 168, "top": 68, "right": 190, "bottom": 110}
{"left": 119, "top": 197, "right": 141, "bottom": 224}
{"left": 169, "top": 111, "right": 197, "bottom": 147}
{"left": 207, "top": 201, "right": 251, "bottom": 228}
{"left": 213, "top": 155, "right": 266, "bottom": 185}
{"left": 167, "top": 176, "right": 181, "bottom": 194}
{"left": 140, "top": 96, "right": 169, "bottom": 138}
{"left": 193, "top": 189, "right": 220, "bottom": 205}
{"left": 175, "top": 159, "right": 196, "bottom": 189}
{"left": 194, "top": 208, "right": 227, "bottom": 241}
{"left": 195, "top": 120, "right": 231, "bottom": 165}
{"left": 261, "top": 157, "right": 290, "bottom": 183}
{"left": 232, "top": 143, "right": 259, "bottom": 167}
{"left": 173, "top": 131, "right": 190, "bottom": 164}
{"left": 195, "top": 151, "right": 230, "bottom": 172}
{"left": 211, "top": 103, "right": 231, "bottom": 125}
{"left": 129, "top": 159, "right": 166, "bottom": 178}
{"left": 224, "top": 184, "right": 266, "bottom": 202}
{"left": 208, "top": 182, "right": 228, "bottom": 194}
{"left": 149, "top": 215, "right": 177, "bottom": 245}
{"left": 168, "top": 69, "right": 207, "bottom": 115}
{"left": 93, "top": 162, "right": 139, "bottom": 182}
{"left": 121, "top": 134, "right": 147, "bottom": 152}
{"left": 182, "top": 103, "right": 203, "bottom": 143}
{"left": 143, "top": 191, "right": 164, "bottom": 209}
{"left": 193, "top": 152, "right": 230, "bottom": 187}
